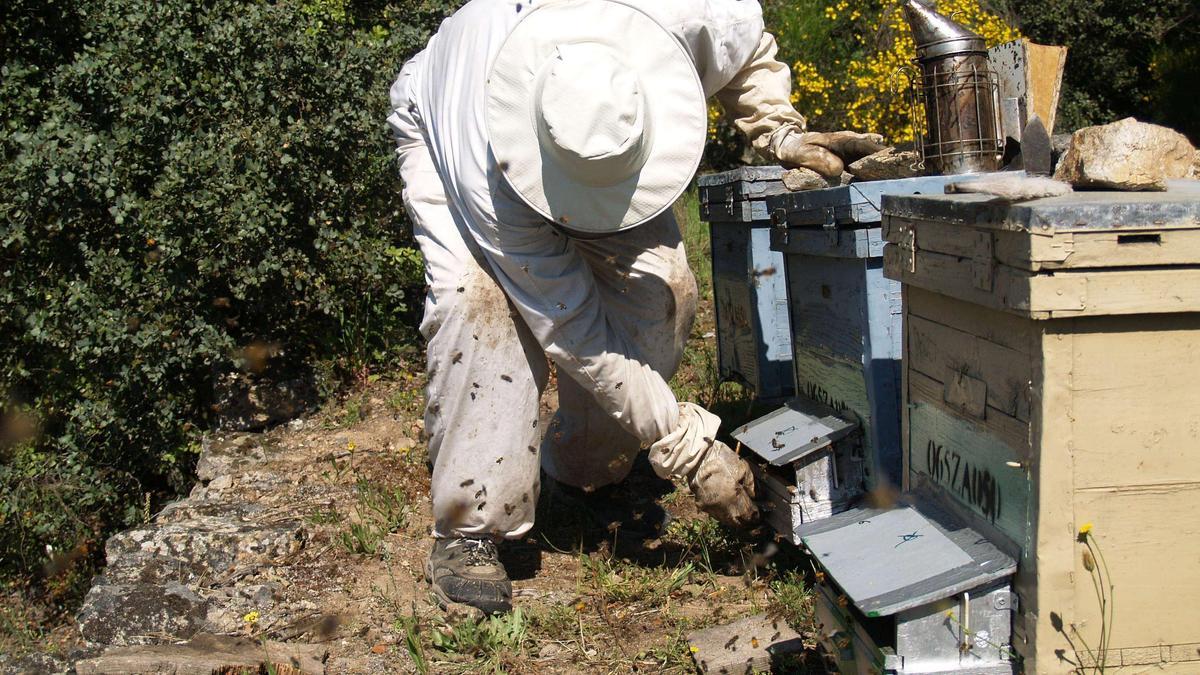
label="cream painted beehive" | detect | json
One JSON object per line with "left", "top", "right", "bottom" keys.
{"left": 880, "top": 181, "right": 1200, "bottom": 673}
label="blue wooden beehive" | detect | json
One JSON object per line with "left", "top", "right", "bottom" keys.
{"left": 697, "top": 167, "right": 793, "bottom": 401}
{"left": 766, "top": 175, "right": 962, "bottom": 488}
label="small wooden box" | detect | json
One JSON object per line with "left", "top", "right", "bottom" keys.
{"left": 733, "top": 398, "right": 866, "bottom": 542}
{"left": 698, "top": 167, "right": 794, "bottom": 400}
{"left": 883, "top": 181, "right": 1200, "bottom": 673}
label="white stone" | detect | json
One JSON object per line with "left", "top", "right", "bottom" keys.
{"left": 847, "top": 148, "right": 923, "bottom": 181}
{"left": 781, "top": 167, "right": 835, "bottom": 191}
{"left": 1054, "top": 117, "right": 1195, "bottom": 191}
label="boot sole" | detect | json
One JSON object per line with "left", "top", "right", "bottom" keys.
{"left": 424, "top": 557, "right": 512, "bottom": 615}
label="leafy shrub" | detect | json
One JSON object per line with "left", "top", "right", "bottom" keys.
{"left": 1, "top": 0, "right": 456, "bottom": 594}
{"left": 1002, "top": 0, "right": 1199, "bottom": 141}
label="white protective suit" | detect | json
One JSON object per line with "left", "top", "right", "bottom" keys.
{"left": 387, "top": 0, "right": 806, "bottom": 540}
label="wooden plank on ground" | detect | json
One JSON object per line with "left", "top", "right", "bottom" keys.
{"left": 687, "top": 613, "right": 805, "bottom": 675}
{"left": 74, "top": 634, "right": 328, "bottom": 675}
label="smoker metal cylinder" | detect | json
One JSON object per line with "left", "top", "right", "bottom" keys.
{"left": 902, "top": 0, "right": 1003, "bottom": 175}
{"left": 919, "top": 54, "right": 1002, "bottom": 174}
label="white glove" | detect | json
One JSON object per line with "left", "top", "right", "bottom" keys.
{"left": 689, "top": 441, "right": 758, "bottom": 527}
{"left": 775, "top": 130, "right": 889, "bottom": 178}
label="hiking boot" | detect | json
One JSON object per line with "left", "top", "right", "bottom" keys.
{"left": 425, "top": 537, "right": 512, "bottom": 614}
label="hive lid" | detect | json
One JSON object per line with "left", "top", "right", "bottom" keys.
{"left": 882, "top": 179, "right": 1200, "bottom": 233}
{"left": 732, "top": 397, "right": 857, "bottom": 466}
{"left": 765, "top": 175, "right": 972, "bottom": 228}
{"left": 697, "top": 166, "right": 786, "bottom": 189}
{"left": 798, "top": 497, "right": 1017, "bottom": 617}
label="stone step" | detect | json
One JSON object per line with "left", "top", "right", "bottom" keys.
{"left": 103, "top": 519, "right": 306, "bottom": 586}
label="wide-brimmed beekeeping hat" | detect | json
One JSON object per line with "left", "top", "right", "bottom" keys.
{"left": 486, "top": 0, "right": 707, "bottom": 235}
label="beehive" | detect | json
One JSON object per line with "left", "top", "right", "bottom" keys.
{"left": 802, "top": 500, "right": 1018, "bottom": 674}
{"left": 766, "top": 175, "right": 964, "bottom": 487}
{"left": 732, "top": 397, "right": 866, "bottom": 541}
{"left": 698, "top": 167, "right": 794, "bottom": 400}
{"left": 880, "top": 181, "right": 1200, "bottom": 673}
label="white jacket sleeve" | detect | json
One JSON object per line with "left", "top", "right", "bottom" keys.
{"left": 643, "top": 1, "right": 807, "bottom": 162}
{"left": 715, "top": 31, "right": 808, "bottom": 161}
{"left": 386, "top": 49, "right": 427, "bottom": 153}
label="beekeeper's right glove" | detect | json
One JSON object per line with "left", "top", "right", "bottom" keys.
{"left": 775, "top": 129, "right": 889, "bottom": 178}
{"left": 689, "top": 440, "right": 758, "bottom": 527}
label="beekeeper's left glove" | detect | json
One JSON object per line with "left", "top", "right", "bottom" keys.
{"left": 689, "top": 440, "right": 758, "bottom": 528}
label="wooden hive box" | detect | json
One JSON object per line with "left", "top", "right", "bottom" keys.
{"left": 766, "top": 175, "right": 965, "bottom": 487}
{"left": 698, "top": 166, "right": 794, "bottom": 401}
{"left": 882, "top": 180, "right": 1200, "bottom": 674}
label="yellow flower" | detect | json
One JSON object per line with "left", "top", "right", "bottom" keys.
{"left": 347, "top": 441, "right": 356, "bottom": 451}
{"left": 1079, "top": 523, "right": 1093, "bottom": 536}
{"left": 789, "top": 0, "right": 1020, "bottom": 141}
{"left": 242, "top": 610, "right": 260, "bottom": 623}
{"left": 690, "top": 645, "right": 700, "bottom": 654}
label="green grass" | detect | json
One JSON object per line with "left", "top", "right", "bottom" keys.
{"left": 337, "top": 477, "right": 410, "bottom": 555}
{"left": 768, "top": 570, "right": 818, "bottom": 636}
{"left": 582, "top": 554, "right": 695, "bottom": 606}
{"left": 674, "top": 187, "right": 712, "bottom": 304}
{"left": 430, "top": 608, "right": 531, "bottom": 673}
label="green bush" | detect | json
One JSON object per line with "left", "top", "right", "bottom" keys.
{"left": 995, "top": 0, "right": 1198, "bottom": 140}
{"left": 1, "top": 0, "right": 455, "bottom": 594}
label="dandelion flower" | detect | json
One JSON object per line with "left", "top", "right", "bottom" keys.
{"left": 1078, "top": 523, "right": 1093, "bottom": 536}
{"left": 243, "top": 610, "right": 260, "bottom": 623}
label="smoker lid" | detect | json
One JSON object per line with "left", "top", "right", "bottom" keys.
{"left": 798, "top": 497, "right": 1017, "bottom": 617}
{"left": 732, "top": 397, "right": 857, "bottom": 466}
{"left": 902, "top": 0, "right": 987, "bottom": 61}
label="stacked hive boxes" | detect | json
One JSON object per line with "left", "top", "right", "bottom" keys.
{"left": 698, "top": 167, "right": 794, "bottom": 401}
{"left": 877, "top": 182, "right": 1200, "bottom": 673}
{"left": 728, "top": 175, "right": 962, "bottom": 538}
{"left": 702, "top": 168, "right": 1200, "bottom": 673}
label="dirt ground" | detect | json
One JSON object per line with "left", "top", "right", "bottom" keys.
{"left": 255, "top": 370, "right": 827, "bottom": 673}
{"left": 2, "top": 197, "right": 831, "bottom": 673}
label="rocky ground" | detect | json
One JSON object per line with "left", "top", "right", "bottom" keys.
{"left": 2, "top": 198, "right": 829, "bottom": 673}
{"left": 2, "top": 372, "right": 826, "bottom": 674}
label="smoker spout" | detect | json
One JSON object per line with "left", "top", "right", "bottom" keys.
{"left": 902, "top": 0, "right": 987, "bottom": 61}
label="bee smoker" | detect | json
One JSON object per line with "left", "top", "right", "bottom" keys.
{"left": 901, "top": 0, "right": 1003, "bottom": 174}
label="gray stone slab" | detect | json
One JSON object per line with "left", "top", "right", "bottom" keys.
{"left": 687, "top": 613, "right": 805, "bottom": 675}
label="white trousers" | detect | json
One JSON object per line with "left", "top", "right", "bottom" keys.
{"left": 397, "top": 136, "right": 718, "bottom": 540}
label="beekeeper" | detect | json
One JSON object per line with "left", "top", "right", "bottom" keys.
{"left": 387, "top": 0, "right": 885, "bottom": 614}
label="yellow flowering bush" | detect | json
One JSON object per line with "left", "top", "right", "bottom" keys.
{"left": 768, "top": 0, "right": 1021, "bottom": 144}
